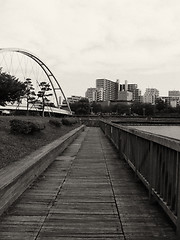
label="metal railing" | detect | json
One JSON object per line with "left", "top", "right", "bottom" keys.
{"left": 100, "top": 120, "right": 180, "bottom": 235}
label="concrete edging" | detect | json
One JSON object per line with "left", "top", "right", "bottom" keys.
{"left": 0, "top": 125, "right": 85, "bottom": 216}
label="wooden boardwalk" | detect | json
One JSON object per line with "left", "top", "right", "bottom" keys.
{"left": 0, "top": 127, "right": 177, "bottom": 239}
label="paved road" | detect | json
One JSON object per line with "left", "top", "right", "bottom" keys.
{"left": 0, "top": 127, "right": 177, "bottom": 239}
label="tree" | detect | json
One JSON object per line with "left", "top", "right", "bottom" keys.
{"left": 37, "top": 82, "right": 52, "bottom": 117}
{"left": 70, "top": 98, "right": 90, "bottom": 115}
{"left": 0, "top": 69, "right": 26, "bottom": 106}
{"left": 116, "top": 103, "right": 129, "bottom": 115}
{"left": 101, "top": 105, "right": 112, "bottom": 114}
{"left": 131, "top": 102, "right": 154, "bottom": 116}
{"left": 24, "top": 78, "right": 36, "bottom": 115}
{"left": 155, "top": 98, "right": 166, "bottom": 113}
{"left": 131, "top": 102, "right": 143, "bottom": 115}
{"left": 142, "top": 103, "right": 154, "bottom": 116}
{"left": 91, "top": 102, "right": 102, "bottom": 114}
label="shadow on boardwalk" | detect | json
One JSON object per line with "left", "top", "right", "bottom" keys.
{"left": 0, "top": 127, "right": 177, "bottom": 239}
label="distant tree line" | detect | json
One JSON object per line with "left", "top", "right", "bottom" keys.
{"left": 70, "top": 98, "right": 180, "bottom": 116}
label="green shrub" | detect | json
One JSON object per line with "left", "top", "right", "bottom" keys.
{"left": 10, "top": 119, "right": 43, "bottom": 134}
{"left": 49, "top": 119, "right": 62, "bottom": 127}
{"left": 61, "top": 118, "right": 77, "bottom": 126}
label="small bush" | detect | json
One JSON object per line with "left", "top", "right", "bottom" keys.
{"left": 62, "top": 118, "right": 77, "bottom": 126}
{"left": 10, "top": 119, "right": 43, "bottom": 134}
{"left": 49, "top": 119, "right": 62, "bottom": 128}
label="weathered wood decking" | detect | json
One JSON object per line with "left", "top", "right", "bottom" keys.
{"left": 0, "top": 127, "right": 177, "bottom": 239}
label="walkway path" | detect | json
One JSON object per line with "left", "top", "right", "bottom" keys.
{"left": 0, "top": 127, "right": 177, "bottom": 239}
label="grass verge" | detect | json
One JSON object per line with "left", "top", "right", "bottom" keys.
{"left": 0, "top": 116, "right": 80, "bottom": 169}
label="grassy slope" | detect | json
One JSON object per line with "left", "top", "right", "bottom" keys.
{"left": 0, "top": 116, "right": 80, "bottom": 169}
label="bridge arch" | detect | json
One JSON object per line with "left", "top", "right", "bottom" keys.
{"left": 0, "top": 48, "right": 72, "bottom": 114}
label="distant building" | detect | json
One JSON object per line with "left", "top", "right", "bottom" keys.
{"left": 168, "top": 90, "right": 180, "bottom": 97}
{"left": 143, "top": 88, "right": 159, "bottom": 105}
{"left": 161, "top": 96, "right": 170, "bottom": 105}
{"left": 139, "top": 95, "right": 144, "bottom": 103}
{"left": 119, "top": 80, "right": 128, "bottom": 91}
{"left": 96, "top": 78, "right": 118, "bottom": 101}
{"left": 85, "top": 87, "right": 104, "bottom": 102}
{"left": 118, "top": 80, "right": 142, "bottom": 102}
{"left": 118, "top": 91, "right": 133, "bottom": 101}
{"left": 132, "top": 88, "right": 142, "bottom": 102}
{"left": 86, "top": 79, "right": 142, "bottom": 103}
{"left": 63, "top": 95, "right": 83, "bottom": 104}
{"left": 161, "top": 96, "right": 179, "bottom": 108}
{"left": 120, "top": 80, "right": 138, "bottom": 93}
{"left": 165, "top": 91, "right": 180, "bottom": 107}
{"left": 96, "top": 88, "right": 104, "bottom": 102}
{"left": 85, "top": 88, "right": 97, "bottom": 102}
{"left": 160, "top": 90, "right": 180, "bottom": 108}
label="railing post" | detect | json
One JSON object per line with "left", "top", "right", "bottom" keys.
{"left": 176, "top": 152, "right": 180, "bottom": 237}
{"left": 134, "top": 136, "right": 139, "bottom": 179}
{"left": 149, "top": 141, "right": 153, "bottom": 202}
{"left": 118, "top": 129, "right": 124, "bottom": 159}
{"left": 104, "top": 123, "right": 107, "bottom": 136}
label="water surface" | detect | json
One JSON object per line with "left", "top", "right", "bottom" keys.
{"left": 128, "top": 126, "right": 180, "bottom": 140}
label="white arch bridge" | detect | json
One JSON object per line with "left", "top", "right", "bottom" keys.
{"left": 0, "top": 48, "right": 72, "bottom": 115}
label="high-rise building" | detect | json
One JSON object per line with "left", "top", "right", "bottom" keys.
{"left": 143, "top": 88, "right": 159, "bottom": 105}
{"left": 96, "top": 79, "right": 118, "bottom": 101}
{"left": 120, "top": 81, "right": 138, "bottom": 92}
{"left": 85, "top": 87, "right": 104, "bottom": 102}
{"left": 133, "top": 88, "right": 142, "bottom": 102}
{"left": 96, "top": 88, "right": 104, "bottom": 102}
{"left": 86, "top": 79, "right": 142, "bottom": 103}
{"left": 85, "top": 88, "right": 97, "bottom": 102}
{"left": 118, "top": 80, "right": 142, "bottom": 102}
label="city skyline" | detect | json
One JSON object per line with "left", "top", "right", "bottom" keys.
{"left": 84, "top": 78, "right": 165, "bottom": 98}
{"left": 1, "top": 0, "right": 180, "bottom": 98}
{"left": 83, "top": 78, "right": 176, "bottom": 99}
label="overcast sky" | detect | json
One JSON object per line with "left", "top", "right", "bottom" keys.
{"left": 1, "top": 0, "right": 180, "bottom": 97}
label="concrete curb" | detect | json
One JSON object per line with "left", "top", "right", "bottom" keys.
{"left": 0, "top": 125, "right": 85, "bottom": 216}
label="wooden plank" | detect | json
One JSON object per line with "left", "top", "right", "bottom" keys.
{"left": 0, "top": 125, "right": 85, "bottom": 217}
{"left": 0, "top": 127, "right": 177, "bottom": 240}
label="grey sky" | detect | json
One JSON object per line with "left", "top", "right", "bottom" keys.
{"left": 1, "top": 0, "right": 180, "bottom": 97}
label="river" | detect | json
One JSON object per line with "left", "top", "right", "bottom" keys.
{"left": 128, "top": 126, "right": 180, "bottom": 141}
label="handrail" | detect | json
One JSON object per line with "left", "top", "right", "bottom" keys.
{"left": 111, "top": 122, "right": 180, "bottom": 152}
{"left": 99, "top": 120, "right": 180, "bottom": 236}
